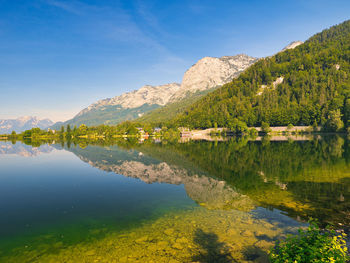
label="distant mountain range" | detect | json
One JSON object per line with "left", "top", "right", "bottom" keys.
{"left": 0, "top": 116, "right": 53, "bottom": 134}
{"left": 52, "top": 54, "right": 258, "bottom": 128}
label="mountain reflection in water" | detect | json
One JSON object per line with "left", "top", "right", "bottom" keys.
{"left": 53, "top": 135, "right": 350, "bottom": 228}
{"left": 3, "top": 136, "right": 349, "bottom": 228}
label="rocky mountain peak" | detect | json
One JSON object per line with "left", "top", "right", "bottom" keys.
{"left": 282, "top": 41, "right": 303, "bottom": 51}
{"left": 169, "top": 54, "right": 258, "bottom": 101}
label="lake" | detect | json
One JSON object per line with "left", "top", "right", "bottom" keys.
{"left": 0, "top": 136, "right": 349, "bottom": 262}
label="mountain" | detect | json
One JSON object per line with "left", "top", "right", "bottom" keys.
{"left": 174, "top": 20, "right": 350, "bottom": 131}
{"left": 136, "top": 54, "right": 257, "bottom": 124}
{"left": 0, "top": 116, "right": 53, "bottom": 134}
{"left": 56, "top": 54, "right": 257, "bottom": 128}
{"left": 169, "top": 54, "right": 258, "bottom": 101}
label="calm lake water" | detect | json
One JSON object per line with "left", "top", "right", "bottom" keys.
{"left": 0, "top": 136, "right": 349, "bottom": 262}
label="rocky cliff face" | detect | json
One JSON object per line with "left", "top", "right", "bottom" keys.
{"left": 170, "top": 54, "right": 258, "bottom": 101}
{"left": 0, "top": 116, "right": 53, "bottom": 133}
{"left": 60, "top": 54, "right": 257, "bottom": 127}
{"left": 282, "top": 41, "right": 303, "bottom": 51}
{"left": 76, "top": 83, "right": 181, "bottom": 117}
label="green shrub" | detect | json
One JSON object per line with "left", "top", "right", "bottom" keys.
{"left": 228, "top": 118, "right": 248, "bottom": 134}
{"left": 270, "top": 222, "right": 349, "bottom": 263}
{"left": 261, "top": 122, "right": 271, "bottom": 134}
{"left": 287, "top": 123, "right": 294, "bottom": 130}
{"left": 249, "top": 128, "right": 258, "bottom": 137}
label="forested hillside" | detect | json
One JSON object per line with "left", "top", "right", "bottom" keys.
{"left": 137, "top": 89, "right": 215, "bottom": 123}
{"left": 174, "top": 20, "right": 350, "bottom": 131}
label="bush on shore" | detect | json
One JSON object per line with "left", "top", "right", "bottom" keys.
{"left": 270, "top": 222, "right": 349, "bottom": 263}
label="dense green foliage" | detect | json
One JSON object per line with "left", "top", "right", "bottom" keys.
{"left": 22, "top": 127, "right": 55, "bottom": 138}
{"left": 9, "top": 121, "right": 179, "bottom": 141}
{"left": 175, "top": 20, "right": 350, "bottom": 131}
{"left": 270, "top": 222, "right": 349, "bottom": 263}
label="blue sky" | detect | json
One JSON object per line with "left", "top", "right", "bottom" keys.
{"left": 0, "top": 0, "right": 349, "bottom": 122}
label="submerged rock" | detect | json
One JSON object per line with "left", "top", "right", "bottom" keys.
{"left": 241, "top": 230, "right": 254, "bottom": 237}
{"left": 135, "top": 236, "right": 148, "bottom": 244}
{"left": 176, "top": 237, "right": 188, "bottom": 244}
{"left": 164, "top": 228, "right": 175, "bottom": 236}
{"left": 172, "top": 242, "right": 184, "bottom": 250}
{"left": 85, "top": 249, "right": 96, "bottom": 256}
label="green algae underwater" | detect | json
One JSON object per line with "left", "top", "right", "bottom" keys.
{"left": 0, "top": 135, "right": 349, "bottom": 262}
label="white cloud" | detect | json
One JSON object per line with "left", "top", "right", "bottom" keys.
{"left": 44, "top": 0, "right": 83, "bottom": 15}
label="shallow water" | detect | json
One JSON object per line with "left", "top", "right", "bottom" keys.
{"left": 0, "top": 136, "right": 349, "bottom": 262}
